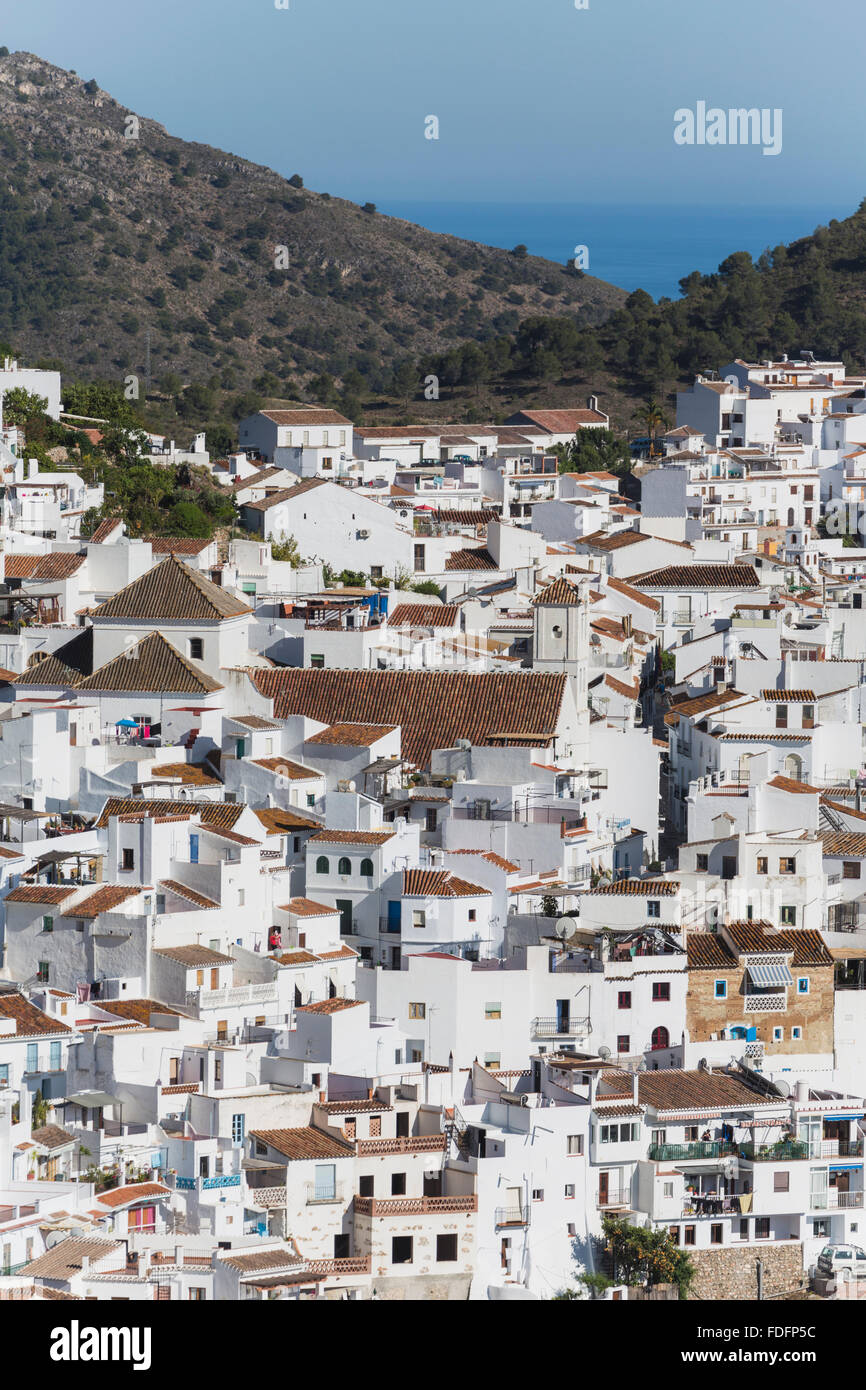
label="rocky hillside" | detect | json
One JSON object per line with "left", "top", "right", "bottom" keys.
{"left": 0, "top": 51, "right": 625, "bottom": 400}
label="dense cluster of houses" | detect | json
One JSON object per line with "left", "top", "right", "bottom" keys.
{"left": 3, "top": 355, "right": 866, "bottom": 1302}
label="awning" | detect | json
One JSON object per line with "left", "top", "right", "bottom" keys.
{"left": 63, "top": 1090, "right": 121, "bottom": 1109}
{"left": 830, "top": 1163, "right": 863, "bottom": 1173}
{"left": 747, "top": 961, "right": 794, "bottom": 987}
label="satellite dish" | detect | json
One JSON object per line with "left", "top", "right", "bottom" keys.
{"left": 347, "top": 780, "right": 356, "bottom": 792}
{"left": 775, "top": 1079, "right": 791, "bottom": 1098}
{"left": 554, "top": 916, "right": 573, "bottom": 940}
{"left": 597, "top": 1045, "right": 611, "bottom": 1060}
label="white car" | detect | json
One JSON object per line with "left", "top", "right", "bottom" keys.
{"left": 817, "top": 1244, "right": 866, "bottom": 1281}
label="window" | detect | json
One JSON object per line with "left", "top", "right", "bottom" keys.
{"left": 774, "top": 1171, "right": 789, "bottom": 1193}
{"left": 601, "top": 1123, "right": 639, "bottom": 1143}
{"left": 436, "top": 1233, "right": 458, "bottom": 1262}
{"left": 775, "top": 704, "right": 788, "bottom": 729}
{"left": 756, "top": 856, "right": 768, "bottom": 875}
{"left": 425, "top": 808, "right": 438, "bottom": 834}
{"left": 485, "top": 1002, "right": 501, "bottom": 1020}
{"left": 391, "top": 1172, "right": 407, "bottom": 1196}
{"left": 710, "top": 1223, "right": 723, "bottom": 1245}
{"left": 370, "top": 565, "right": 383, "bottom": 579}
{"left": 652, "top": 982, "right": 670, "bottom": 1002}
{"left": 49, "top": 1041, "right": 61, "bottom": 1070}
{"left": 772, "top": 1026, "right": 783, "bottom": 1042}
{"left": 792, "top": 1026, "right": 802, "bottom": 1040}
{"left": 412, "top": 909, "right": 426, "bottom": 930}
{"left": 315, "top": 856, "right": 329, "bottom": 874}
{"left": 237, "top": 888, "right": 245, "bottom": 907}
{"left": 651, "top": 1026, "right": 670, "bottom": 1051}
{"left": 797, "top": 977, "right": 809, "bottom": 995}
{"left": 647, "top": 900, "right": 660, "bottom": 919}
{"left": 617, "top": 1035, "right": 630, "bottom": 1054}
{"left": 188, "top": 1287, "right": 205, "bottom": 1301}
{"left": 408, "top": 1002, "right": 426, "bottom": 1020}
{"left": 37, "top": 962, "right": 50, "bottom": 983}
{"left": 0, "top": 1064, "right": 8, "bottom": 1086}
{"left": 618, "top": 991, "right": 632, "bottom": 1010}
{"left": 663, "top": 1182, "right": 674, "bottom": 1198}
{"left": 231, "top": 1114, "right": 245, "bottom": 1147}
{"left": 651, "top": 1129, "right": 666, "bottom": 1146}
{"left": 26, "top": 1043, "right": 38, "bottom": 1073}
{"left": 567, "top": 1135, "right": 583, "bottom": 1156}
{"left": 338, "top": 856, "right": 352, "bottom": 876}
{"left": 42, "top": 915, "right": 53, "bottom": 933}
{"left": 714, "top": 979, "right": 727, "bottom": 1000}
{"left": 121, "top": 848, "right": 134, "bottom": 871}
{"left": 468, "top": 908, "right": 476, "bottom": 922}
{"left": 391, "top": 1236, "right": 413, "bottom": 1264}
{"left": 359, "top": 1175, "right": 374, "bottom": 1197}
{"left": 780, "top": 905, "right": 796, "bottom": 925}
{"left": 696, "top": 853, "right": 708, "bottom": 872}
{"left": 484, "top": 1053, "right": 500, "bottom": 1069}
{"left": 684, "top": 1126, "right": 698, "bottom": 1142}
{"left": 843, "top": 861, "right": 861, "bottom": 880}
{"left": 669, "top": 1226, "right": 681, "bottom": 1245}
{"left": 188, "top": 638, "right": 204, "bottom": 661}
{"left": 755, "top": 1217, "right": 770, "bottom": 1240}
{"left": 413, "top": 543, "right": 426, "bottom": 573}
{"left": 803, "top": 704, "right": 815, "bottom": 728}
{"left": 812, "top": 1219, "right": 829, "bottom": 1239}
{"left": 532, "top": 1189, "right": 544, "bottom": 1202}
{"left": 779, "top": 857, "right": 796, "bottom": 875}
{"left": 564, "top": 1183, "right": 575, "bottom": 1200}
{"left": 360, "top": 857, "right": 374, "bottom": 877}
{"left": 684, "top": 1225, "right": 696, "bottom": 1246}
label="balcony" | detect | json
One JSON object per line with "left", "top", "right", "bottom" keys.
{"left": 811, "top": 1190, "right": 864, "bottom": 1210}
{"left": 247, "top": 1186, "right": 287, "bottom": 1209}
{"left": 744, "top": 992, "right": 787, "bottom": 1013}
{"left": 532, "top": 1016, "right": 591, "bottom": 1038}
{"left": 738, "top": 1141, "right": 809, "bottom": 1162}
{"left": 596, "top": 1188, "right": 630, "bottom": 1208}
{"left": 304, "top": 1255, "right": 372, "bottom": 1276}
{"left": 353, "top": 1194, "right": 476, "bottom": 1217}
{"left": 356, "top": 1136, "right": 446, "bottom": 1156}
{"left": 649, "top": 1142, "right": 733, "bottom": 1162}
{"left": 672, "top": 611, "right": 693, "bottom": 626}
{"left": 495, "top": 1206, "right": 529, "bottom": 1227}
{"left": 305, "top": 1182, "right": 345, "bottom": 1205}
{"left": 809, "top": 1138, "right": 864, "bottom": 1159}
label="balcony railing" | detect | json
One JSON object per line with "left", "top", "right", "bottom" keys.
{"left": 494, "top": 1206, "right": 529, "bottom": 1227}
{"left": 597, "top": 1189, "right": 630, "bottom": 1208}
{"left": 532, "top": 1016, "right": 591, "bottom": 1038}
{"left": 808, "top": 1138, "right": 864, "bottom": 1158}
{"left": 354, "top": 1194, "right": 476, "bottom": 1217}
{"left": 744, "top": 993, "right": 787, "bottom": 1013}
{"left": 305, "top": 1255, "right": 372, "bottom": 1276}
{"left": 649, "top": 1142, "right": 734, "bottom": 1161}
{"left": 305, "top": 1182, "right": 345, "bottom": 1205}
{"left": 356, "top": 1136, "right": 446, "bottom": 1155}
{"left": 811, "top": 1190, "right": 864, "bottom": 1210}
{"left": 738, "top": 1141, "right": 809, "bottom": 1161}
{"left": 247, "top": 1186, "right": 287, "bottom": 1209}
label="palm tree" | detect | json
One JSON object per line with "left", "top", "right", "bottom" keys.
{"left": 639, "top": 400, "right": 670, "bottom": 458}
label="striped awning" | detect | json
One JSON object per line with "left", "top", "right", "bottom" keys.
{"left": 747, "top": 961, "right": 794, "bottom": 987}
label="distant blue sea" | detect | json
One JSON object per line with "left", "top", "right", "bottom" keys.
{"left": 376, "top": 201, "right": 853, "bottom": 302}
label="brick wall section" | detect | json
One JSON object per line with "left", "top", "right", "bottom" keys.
{"left": 687, "top": 1242, "right": 805, "bottom": 1300}
{"left": 686, "top": 966, "right": 834, "bottom": 1055}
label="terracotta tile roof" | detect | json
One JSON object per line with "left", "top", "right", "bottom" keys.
{"left": 200, "top": 824, "right": 261, "bottom": 847}
{"left": 296, "top": 998, "right": 364, "bottom": 1015}
{"left": 448, "top": 850, "right": 520, "bottom": 873}
{"left": 89, "top": 515, "right": 124, "bottom": 543}
{"left": 430, "top": 509, "right": 498, "bottom": 526}
{"left": 593, "top": 1103, "right": 643, "bottom": 1118}
{"left": 604, "top": 673, "right": 640, "bottom": 700}
{"left": 95, "top": 1182, "right": 171, "bottom": 1210}
{"left": 261, "top": 409, "right": 352, "bottom": 427}
{"left": 604, "top": 574, "right": 660, "bottom": 612}
{"left": 687, "top": 934, "right": 736, "bottom": 970}
{"left": 636, "top": 1069, "right": 775, "bottom": 1114}
{"left": 275, "top": 950, "right": 321, "bottom": 965}
{"left": 4, "top": 884, "right": 80, "bottom": 905}
{"left": 21, "top": 1237, "right": 123, "bottom": 1280}
{"left": 581, "top": 529, "right": 647, "bottom": 551}
{"left": 402, "top": 868, "right": 491, "bottom": 898}
{"left": 153, "top": 945, "right": 234, "bottom": 967}
{"left": 637, "top": 564, "right": 761, "bottom": 589}
{"left": 91, "top": 556, "right": 251, "bottom": 622}
{"left": 532, "top": 576, "right": 583, "bottom": 607}
{"left": 767, "top": 776, "right": 820, "bottom": 794}
{"left": 305, "top": 722, "right": 398, "bottom": 747}
{"left": 507, "top": 408, "right": 607, "bottom": 431}
{"left": 232, "top": 715, "right": 282, "bottom": 731}
{"left": 158, "top": 878, "right": 221, "bottom": 909}
{"left": 281, "top": 897, "right": 337, "bottom": 917}
{"left": 19, "top": 552, "right": 87, "bottom": 582}
{"left": 249, "top": 1125, "right": 355, "bottom": 1159}
{"left": 593, "top": 878, "right": 678, "bottom": 897}
{"left": 316, "top": 945, "right": 358, "bottom": 960}
{"left": 820, "top": 832, "right": 866, "bottom": 858}
{"left": 761, "top": 689, "right": 816, "bottom": 702}
{"left": 96, "top": 1000, "right": 185, "bottom": 1024}
{"left": 725, "top": 923, "right": 833, "bottom": 967}
{"left": 242, "top": 486, "right": 304, "bottom": 513}
{"left": 30, "top": 1124, "right": 76, "bottom": 1151}
{"left": 95, "top": 797, "right": 245, "bottom": 830}
{"left": 387, "top": 603, "right": 459, "bottom": 629}
{"left": 146, "top": 536, "right": 212, "bottom": 555}
{"left": 444, "top": 546, "right": 498, "bottom": 571}
{"left": 220, "top": 1246, "right": 304, "bottom": 1274}
{"left": 251, "top": 757, "right": 320, "bottom": 779}
{"left": 13, "top": 628, "right": 94, "bottom": 688}
{"left": 663, "top": 687, "right": 750, "bottom": 725}
{"left": 253, "top": 806, "right": 320, "bottom": 833}
{"left": 149, "top": 762, "right": 221, "bottom": 786}
{"left": 718, "top": 733, "right": 811, "bottom": 743}
{"left": 249, "top": 668, "right": 568, "bottom": 769}
{"left": 67, "top": 632, "right": 222, "bottom": 695}
{"left": 0, "top": 993, "right": 72, "bottom": 1037}
{"left": 317, "top": 1098, "right": 392, "bottom": 1114}
{"left": 309, "top": 829, "right": 395, "bottom": 846}
{"left": 73, "top": 884, "right": 147, "bottom": 918}
{"left": 230, "top": 466, "right": 283, "bottom": 493}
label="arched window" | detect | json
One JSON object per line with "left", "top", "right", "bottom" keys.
{"left": 338, "top": 856, "right": 352, "bottom": 876}
{"left": 315, "top": 856, "right": 329, "bottom": 875}
{"left": 360, "top": 857, "right": 374, "bottom": 877}
{"left": 784, "top": 754, "right": 802, "bottom": 780}
{"left": 651, "top": 1025, "right": 669, "bottom": 1052}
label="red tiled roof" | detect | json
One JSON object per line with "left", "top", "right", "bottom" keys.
{"left": 402, "top": 868, "right": 491, "bottom": 898}
{"left": 248, "top": 1126, "right": 355, "bottom": 1159}
{"left": 0, "top": 993, "right": 72, "bottom": 1037}
{"left": 96, "top": 1182, "right": 171, "bottom": 1210}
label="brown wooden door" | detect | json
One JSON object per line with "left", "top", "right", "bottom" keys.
{"left": 599, "top": 1171, "right": 609, "bottom": 1205}
{"left": 210, "top": 968, "right": 219, "bottom": 989}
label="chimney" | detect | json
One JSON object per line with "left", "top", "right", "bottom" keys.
{"left": 587, "top": 394, "right": 599, "bottom": 413}
{"left": 175, "top": 1244, "right": 184, "bottom": 1266}
{"left": 631, "top": 1070, "right": 639, "bottom": 1104}
{"left": 28, "top": 458, "right": 38, "bottom": 478}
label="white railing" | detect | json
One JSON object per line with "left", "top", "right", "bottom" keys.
{"left": 197, "top": 983, "right": 278, "bottom": 1009}
{"left": 744, "top": 993, "right": 787, "bottom": 1013}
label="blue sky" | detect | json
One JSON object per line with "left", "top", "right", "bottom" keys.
{"left": 1, "top": 0, "right": 863, "bottom": 209}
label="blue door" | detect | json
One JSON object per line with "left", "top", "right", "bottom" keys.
{"left": 189, "top": 834, "right": 199, "bottom": 864}
{"left": 387, "top": 900, "right": 401, "bottom": 934}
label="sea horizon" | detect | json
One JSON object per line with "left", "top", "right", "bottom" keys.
{"left": 376, "top": 199, "right": 856, "bottom": 303}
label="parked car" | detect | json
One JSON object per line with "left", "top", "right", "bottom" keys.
{"left": 817, "top": 1244, "right": 866, "bottom": 1281}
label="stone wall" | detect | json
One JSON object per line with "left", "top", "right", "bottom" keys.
{"left": 687, "top": 1242, "right": 805, "bottom": 1300}
{"left": 686, "top": 963, "right": 833, "bottom": 1057}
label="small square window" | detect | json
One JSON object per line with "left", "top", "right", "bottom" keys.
{"left": 647, "top": 901, "right": 660, "bottom": 919}
{"left": 780, "top": 906, "right": 796, "bottom": 925}
{"left": 532, "top": 1189, "right": 544, "bottom": 1202}
{"left": 564, "top": 1184, "right": 575, "bottom": 1200}
{"left": 188, "top": 637, "right": 204, "bottom": 661}
{"left": 779, "top": 857, "right": 796, "bottom": 875}
{"left": 484, "top": 1002, "right": 501, "bottom": 1020}
{"left": 774, "top": 1171, "right": 790, "bottom": 1192}
{"left": 617, "top": 1035, "right": 630, "bottom": 1054}
{"left": 408, "top": 1002, "right": 426, "bottom": 1020}
{"left": 567, "top": 1135, "right": 583, "bottom": 1156}
{"left": 843, "top": 861, "right": 861, "bottom": 880}
{"left": 391, "top": 1236, "right": 413, "bottom": 1265}
{"left": 696, "top": 853, "right": 708, "bottom": 872}
{"left": 756, "top": 856, "right": 768, "bottom": 875}
{"left": 618, "top": 991, "right": 631, "bottom": 1010}
{"left": 436, "top": 1234, "right": 458, "bottom": 1262}
{"left": 772, "top": 1026, "right": 783, "bottom": 1042}
{"left": 714, "top": 979, "right": 727, "bottom": 999}
{"left": 652, "top": 982, "right": 670, "bottom": 1002}
{"left": 797, "top": 977, "right": 809, "bottom": 995}
{"left": 792, "top": 1026, "right": 802, "bottom": 1040}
